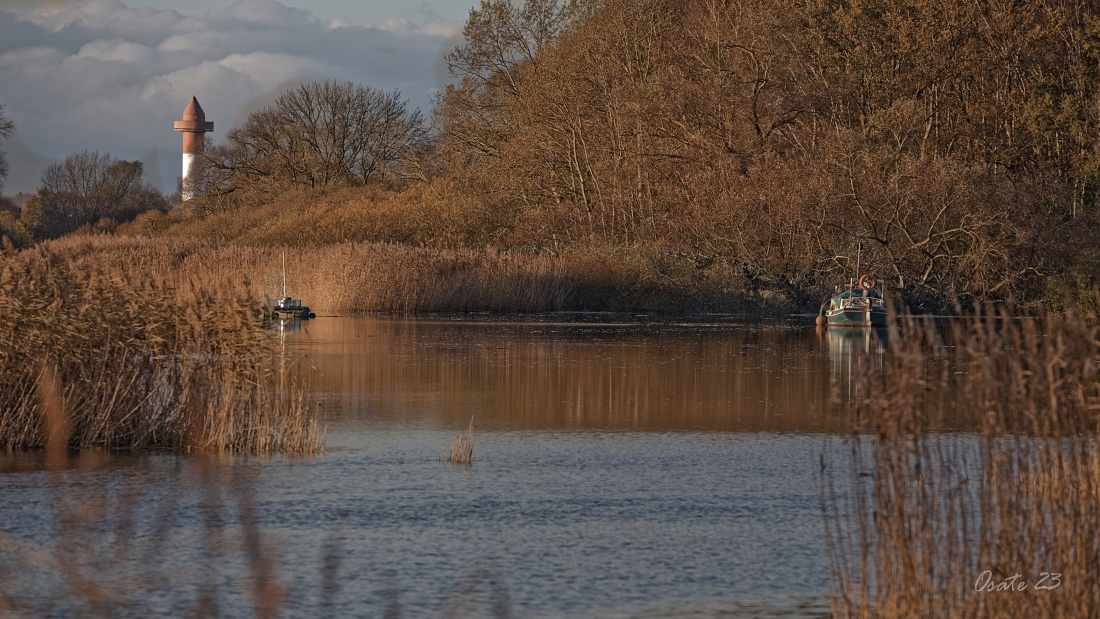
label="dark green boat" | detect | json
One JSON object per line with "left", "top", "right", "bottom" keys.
{"left": 820, "top": 275, "right": 887, "bottom": 327}
{"left": 267, "top": 253, "right": 314, "bottom": 321}
{"left": 269, "top": 296, "right": 314, "bottom": 321}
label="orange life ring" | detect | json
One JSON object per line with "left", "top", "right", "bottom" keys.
{"left": 858, "top": 274, "right": 876, "bottom": 291}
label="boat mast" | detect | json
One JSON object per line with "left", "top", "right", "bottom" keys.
{"left": 282, "top": 251, "right": 287, "bottom": 299}
{"left": 852, "top": 242, "right": 861, "bottom": 294}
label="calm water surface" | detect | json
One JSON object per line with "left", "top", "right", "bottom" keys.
{"left": 0, "top": 316, "right": 881, "bottom": 618}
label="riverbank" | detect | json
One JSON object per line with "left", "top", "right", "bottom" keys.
{"left": 44, "top": 235, "right": 804, "bottom": 315}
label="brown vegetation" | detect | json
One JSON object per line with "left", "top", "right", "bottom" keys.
{"left": 823, "top": 303, "right": 1100, "bottom": 618}
{"left": 124, "top": 181, "right": 503, "bottom": 250}
{"left": 190, "top": 81, "right": 428, "bottom": 214}
{"left": 7, "top": 1, "right": 1100, "bottom": 314}
{"left": 15, "top": 150, "right": 167, "bottom": 244}
{"left": 434, "top": 0, "right": 1100, "bottom": 312}
{"left": 0, "top": 242, "right": 321, "bottom": 454}
{"left": 100, "top": 0, "right": 1100, "bottom": 315}
{"left": 0, "top": 103, "right": 11, "bottom": 194}
{"left": 45, "top": 234, "right": 781, "bottom": 314}
{"left": 440, "top": 417, "right": 475, "bottom": 465}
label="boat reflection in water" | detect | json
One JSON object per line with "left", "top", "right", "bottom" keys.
{"left": 821, "top": 324, "right": 886, "bottom": 403}
{"left": 271, "top": 316, "right": 303, "bottom": 334}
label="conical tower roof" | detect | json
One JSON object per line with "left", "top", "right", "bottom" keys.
{"left": 182, "top": 96, "right": 205, "bottom": 120}
{"left": 174, "top": 95, "right": 214, "bottom": 133}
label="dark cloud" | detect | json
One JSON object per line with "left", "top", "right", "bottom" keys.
{"left": 0, "top": 0, "right": 459, "bottom": 193}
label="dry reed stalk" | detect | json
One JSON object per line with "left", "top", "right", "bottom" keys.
{"left": 39, "top": 235, "right": 721, "bottom": 315}
{"left": 37, "top": 362, "right": 68, "bottom": 470}
{"left": 823, "top": 302, "right": 1100, "bottom": 619}
{"left": 439, "top": 417, "right": 474, "bottom": 465}
{"left": 0, "top": 243, "right": 322, "bottom": 454}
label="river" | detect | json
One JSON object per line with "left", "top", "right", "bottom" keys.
{"left": 0, "top": 316, "right": 883, "bottom": 618}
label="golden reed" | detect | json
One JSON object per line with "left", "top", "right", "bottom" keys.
{"left": 46, "top": 235, "right": 582, "bottom": 315}
{"left": 41, "top": 233, "right": 757, "bottom": 315}
{"left": 439, "top": 417, "right": 474, "bottom": 465}
{"left": 0, "top": 242, "right": 322, "bottom": 454}
{"left": 823, "top": 303, "right": 1100, "bottom": 618}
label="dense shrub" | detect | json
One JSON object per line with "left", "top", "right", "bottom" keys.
{"left": 21, "top": 151, "right": 168, "bottom": 240}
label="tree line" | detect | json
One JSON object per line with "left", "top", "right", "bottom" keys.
{"left": 0, "top": 82, "right": 428, "bottom": 246}
{"left": 4, "top": 0, "right": 1100, "bottom": 310}
{"left": 434, "top": 0, "right": 1100, "bottom": 309}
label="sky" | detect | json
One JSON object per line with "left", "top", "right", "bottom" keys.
{"left": 0, "top": 0, "right": 474, "bottom": 194}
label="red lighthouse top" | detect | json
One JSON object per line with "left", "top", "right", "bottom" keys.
{"left": 173, "top": 96, "right": 214, "bottom": 133}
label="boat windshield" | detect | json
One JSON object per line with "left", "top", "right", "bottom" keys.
{"left": 833, "top": 289, "right": 882, "bottom": 299}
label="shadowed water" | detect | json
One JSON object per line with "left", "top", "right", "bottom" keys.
{"left": 0, "top": 316, "right": 882, "bottom": 618}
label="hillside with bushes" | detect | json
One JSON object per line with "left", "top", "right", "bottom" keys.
{"left": 7, "top": 0, "right": 1100, "bottom": 313}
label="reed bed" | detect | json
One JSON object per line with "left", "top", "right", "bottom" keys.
{"left": 0, "top": 243, "right": 322, "bottom": 454}
{"left": 823, "top": 304, "right": 1100, "bottom": 619}
{"left": 50, "top": 236, "right": 579, "bottom": 314}
{"left": 439, "top": 417, "right": 474, "bottom": 465}
{"left": 43, "top": 234, "right": 764, "bottom": 315}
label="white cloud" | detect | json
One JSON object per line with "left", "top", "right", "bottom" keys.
{"left": 0, "top": 0, "right": 462, "bottom": 193}
{"left": 219, "top": 52, "right": 334, "bottom": 85}
{"left": 76, "top": 38, "right": 158, "bottom": 63}
{"left": 206, "top": 0, "right": 316, "bottom": 27}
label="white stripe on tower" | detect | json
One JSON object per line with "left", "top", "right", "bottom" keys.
{"left": 172, "top": 96, "right": 214, "bottom": 202}
{"left": 182, "top": 153, "right": 198, "bottom": 191}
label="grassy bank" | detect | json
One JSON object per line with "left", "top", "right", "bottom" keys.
{"left": 0, "top": 243, "right": 321, "bottom": 454}
{"left": 824, "top": 305, "right": 1100, "bottom": 618}
{"left": 47, "top": 234, "right": 792, "bottom": 315}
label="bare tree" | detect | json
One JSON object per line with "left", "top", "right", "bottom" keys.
{"left": 0, "top": 103, "right": 13, "bottom": 194}
{"left": 446, "top": 0, "right": 577, "bottom": 94}
{"left": 23, "top": 151, "right": 167, "bottom": 238}
{"left": 428, "top": 0, "right": 1100, "bottom": 308}
{"left": 201, "top": 81, "right": 429, "bottom": 209}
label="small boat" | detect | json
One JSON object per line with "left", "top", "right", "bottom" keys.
{"left": 821, "top": 276, "right": 886, "bottom": 326}
{"left": 267, "top": 252, "right": 315, "bottom": 321}
{"left": 270, "top": 296, "right": 314, "bottom": 321}
{"left": 816, "top": 243, "right": 887, "bottom": 327}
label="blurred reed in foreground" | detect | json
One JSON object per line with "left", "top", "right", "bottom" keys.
{"left": 0, "top": 243, "right": 321, "bottom": 454}
{"left": 0, "top": 455, "right": 285, "bottom": 617}
{"left": 0, "top": 453, "right": 510, "bottom": 618}
{"left": 823, "top": 303, "right": 1100, "bottom": 618}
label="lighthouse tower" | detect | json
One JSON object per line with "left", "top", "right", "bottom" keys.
{"left": 173, "top": 96, "right": 214, "bottom": 201}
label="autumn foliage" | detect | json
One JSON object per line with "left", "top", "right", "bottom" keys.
{"left": 432, "top": 0, "right": 1100, "bottom": 311}
{"left": 18, "top": 0, "right": 1100, "bottom": 313}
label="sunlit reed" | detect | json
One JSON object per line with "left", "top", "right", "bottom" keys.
{"left": 46, "top": 234, "right": 780, "bottom": 315}
{"left": 823, "top": 301, "right": 1100, "bottom": 618}
{"left": 0, "top": 243, "right": 322, "bottom": 454}
{"left": 440, "top": 417, "right": 474, "bottom": 465}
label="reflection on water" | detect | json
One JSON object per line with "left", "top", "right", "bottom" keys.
{"left": 823, "top": 326, "right": 885, "bottom": 404}
{"left": 2, "top": 316, "right": 891, "bottom": 619}
{"left": 291, "top": 317, "right": 855, "bottom": 433}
